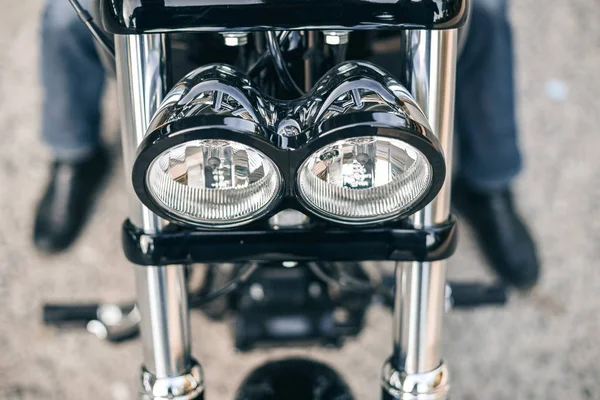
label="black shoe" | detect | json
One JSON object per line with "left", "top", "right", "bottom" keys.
{"left": 452, "top": 179, "right": 540, "bottom": 289}
{"left": 34, "top": 148, "right": 110, "bottom": 254}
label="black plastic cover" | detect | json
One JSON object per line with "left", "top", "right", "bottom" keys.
{"left": 97, "top": 0, "right": 468, "bottom": 34}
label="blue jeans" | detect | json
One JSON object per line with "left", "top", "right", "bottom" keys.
{"left": 456, "top": 0, "right": 522, "bottom": 191}
{"left": 41, "top": 0, "right": 521, "bottom": 190}
{"left": 41, "top": 0, "right": 104, "bottom": 161}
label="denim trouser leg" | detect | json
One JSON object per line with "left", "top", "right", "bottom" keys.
{"left": 41, "top": 0, "right": 105, "bottom": 161}
{"left": 455, "top": 0, "right": 522, "bottom": 191}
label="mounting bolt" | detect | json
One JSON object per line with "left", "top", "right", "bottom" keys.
{"left": 222, "top": 32, "right": 249, "bottom": 47}
{"left": 323, "top": 31, "right": 350, "bottom": 46}
{"left": 283, "top": 261, "right": 298, "bottom": 268}
{"left": 375, "top": 11, "right": 395, "bottom": 21}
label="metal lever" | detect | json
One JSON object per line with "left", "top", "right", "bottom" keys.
{"left": 379, "top": 278, "right": 508, "bottom": 310}
{"left": 42, "top": 282, "right": 507, "bottom": 345}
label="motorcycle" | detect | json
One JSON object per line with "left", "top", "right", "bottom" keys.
{"left": 43, "top": 1, "right": 510, "bottom": 398}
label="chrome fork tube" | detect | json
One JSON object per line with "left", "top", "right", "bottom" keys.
{"left": 404, "top": 29, "right": 457, "bottom": 226}
{"left": 115, "top": 34, "right": 203, "bottom": 399}
{"left": 115, "top": 34, "right": 167, "bottom": 230}
{"left": 382, "top": 29, "right": 458, "bottom": 400}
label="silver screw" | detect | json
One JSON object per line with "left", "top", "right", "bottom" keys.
{"left": 375, "top": 12, "right": 394, "bottom": 21}
{"left": 283, "top": 261, "right": 298, "bottom": 268}
{"left": 222, "top": 32, "right": 249, "bottom": 47}
{"left": 249, "top": 283, "right": 265, "bottom": 301}
{"left": 323, "top": 30, "right": 350, "bottom": 46}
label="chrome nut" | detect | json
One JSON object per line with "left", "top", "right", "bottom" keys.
{"left": 323, "top": 31, "right": 350, "bottom": 46}
{"left": 141, "top": 361, "right": 204, "bottom": 400}
{"left": 382, "top": 360, "right": 450, "bottom": 400}
{"left": 222, "top": 32, "right": 249, "bottom": 47}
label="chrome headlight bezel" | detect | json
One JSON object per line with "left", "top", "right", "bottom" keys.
{"left": 132, "top": 116, "right": 286, "bottom": 228}
{"left": 294, "top": 111, "right": 446, "bottom": 225}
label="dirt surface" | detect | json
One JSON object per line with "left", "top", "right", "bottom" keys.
{"left": 1, "top": 1, "right": 599, "bottom": 399}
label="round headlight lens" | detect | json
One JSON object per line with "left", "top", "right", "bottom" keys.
{"left": 147, "top": 139, "right": 281, "bottom": 227}
{"left": 297, "top": 136, "right": 432, "bottom": 224}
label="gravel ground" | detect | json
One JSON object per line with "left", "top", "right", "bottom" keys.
{"left": 1, "top": 1, "right": 600, "bottom": 399}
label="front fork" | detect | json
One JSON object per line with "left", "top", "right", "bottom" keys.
{"left": 383, "top": 29, "right": 458, "bottom": 400}
{"left": 114, "top": 29, "right": 458, "bottom": 400}
{"left": 115, "top": 35, "right": 204, "bottom": 399}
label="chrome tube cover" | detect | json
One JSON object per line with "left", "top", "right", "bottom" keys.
{"left": 141, "top": 360, "right": 204, "bottom": 400}
{"left": 144, "top": 61, "right": 440, "bottom": 153}
{"left": 382, "top": 360, "right": 450, "bottom": 400}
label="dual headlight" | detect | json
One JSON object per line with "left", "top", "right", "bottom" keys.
{"left": 133, "top": 63, "right": 445, "bottom": 228}
{"left": 146, "top": 139, "right": 281, "bottom": 226}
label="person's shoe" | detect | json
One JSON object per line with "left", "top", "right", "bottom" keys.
{"left": 452, "top": 179, "right": 540, "bottom": 289}
{"left": 34, "top": 148, "right": 110, "bottom": 254}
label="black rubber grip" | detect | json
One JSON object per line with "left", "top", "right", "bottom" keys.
{"left": 43, "top": 304, "right": 100, "bottom": 326}
{"left": 450, "top": 283, "right": 508, "bottom": 308}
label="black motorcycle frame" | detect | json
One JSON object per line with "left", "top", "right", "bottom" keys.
{"left": 97, "top": 0, "right": 468, "bottom": 34}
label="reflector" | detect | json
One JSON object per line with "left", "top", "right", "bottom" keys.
{"left": 298, "top": 136, "right": 432, "bottom": 224}
{"left": 147, "top": 139, "right": 281, "bottom": 227}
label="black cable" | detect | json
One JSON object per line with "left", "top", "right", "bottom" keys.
{"left": 265, "top": 31, "right": 304, "bottom": 96}
{"left": 67, "top": 0, "right": 115, "bottom": 60}
{"left": 249, "top": 31, "right": 291, "bottom": 77}
{"left": 307, "top": 262, "right": 375, "bottom": 293}
{"left": 189, "top": 263, "right": 259, "bottom": 308}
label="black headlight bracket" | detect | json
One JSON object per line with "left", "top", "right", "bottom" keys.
{"left": 121, "top": 215, "right": 458, "bottom": 266}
